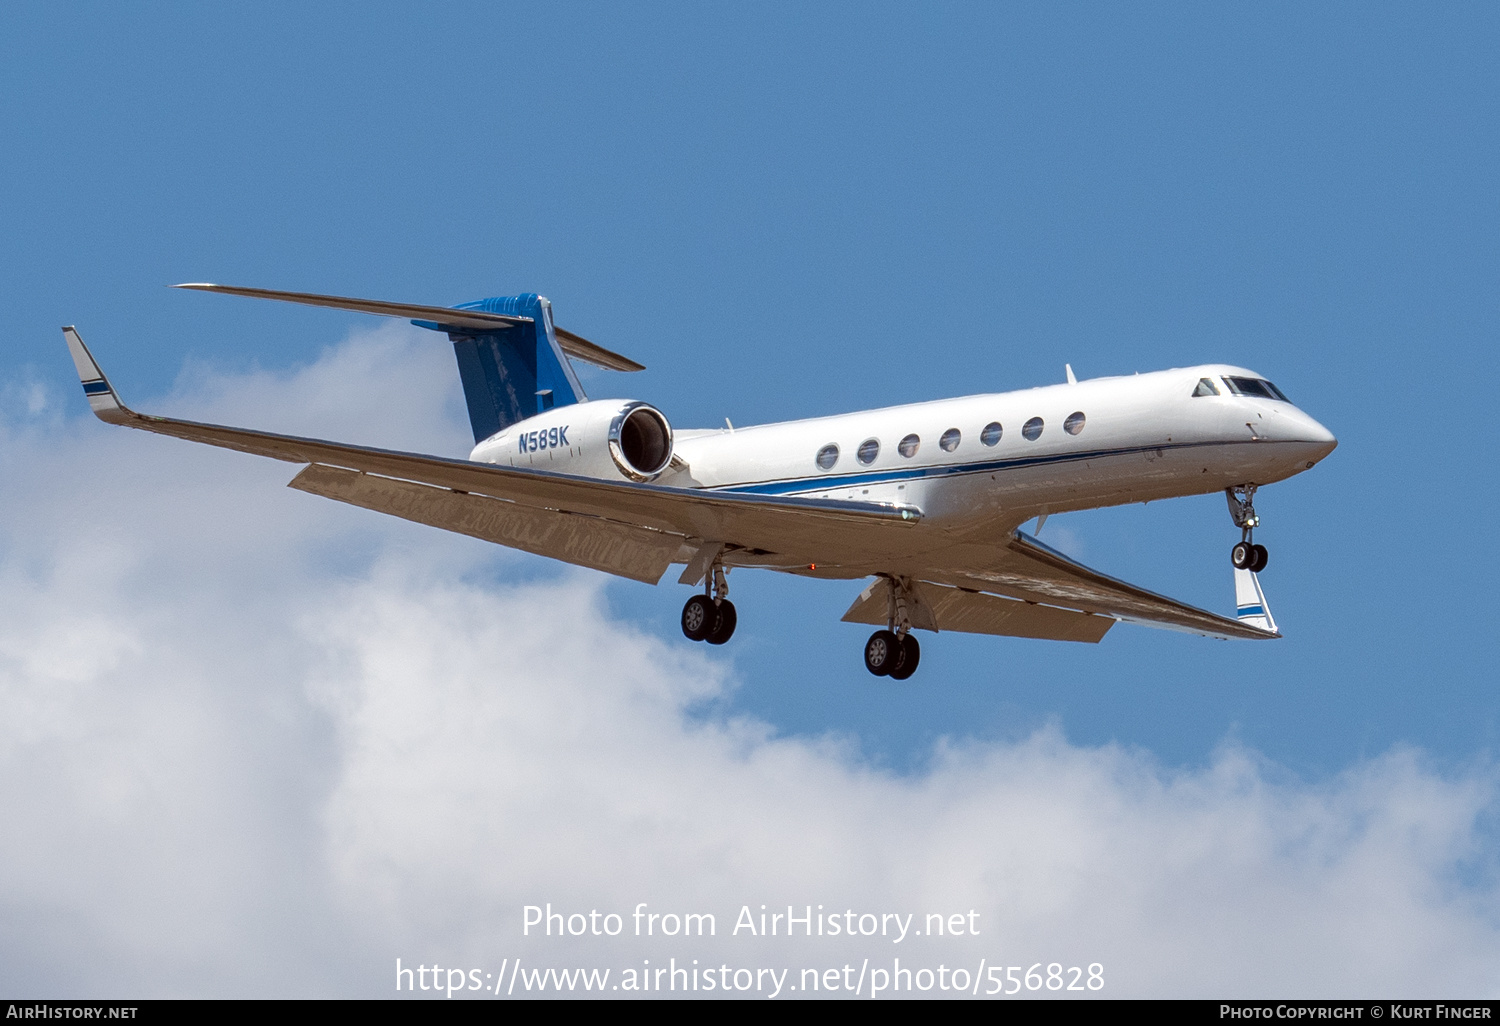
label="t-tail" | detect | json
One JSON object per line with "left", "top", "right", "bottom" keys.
{"left": 171, "top": 283, "right": 645, "bottom": 443}
{"left": 418, "top": 294, "right": 585, "bottom": 443}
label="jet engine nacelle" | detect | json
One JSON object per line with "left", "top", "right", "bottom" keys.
{"left": 469, "top": 399, "right": 674, "bottom": 483}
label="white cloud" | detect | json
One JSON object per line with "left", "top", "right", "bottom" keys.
{"left": 0, "top": 329, "right": 1496, "bottom": 998}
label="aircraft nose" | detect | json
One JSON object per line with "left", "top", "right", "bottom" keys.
{"left": 1289, "top": 408, "right": 1337, "bottom": 463}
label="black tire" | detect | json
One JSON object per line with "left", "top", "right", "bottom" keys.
{"left": 864, "top": 630, "right": 900, "bottom": 676}
{"left": 705, "top": 600, "right": 737, "bottom": 645}
{"left": 681, "top": 594, "right": 715, "bottom": 641}
{"left": 1250, "top": 544, "right": 1269, "bottom": 573}
{"left": 888, "top": 637, "right": 909, "bottom": 677}
{"left": 1231, "top": 541, "right": 1253, "bottom": 569}
{"left": 889, "top": 633, "right": 921, "bottom": 680}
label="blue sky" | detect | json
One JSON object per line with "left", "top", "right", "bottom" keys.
{"left": 4, "top": 2, "right": 1500, "bottom": 996}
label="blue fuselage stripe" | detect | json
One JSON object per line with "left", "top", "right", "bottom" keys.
{"left": 710, "top": 439, "right": 1242, "bottom": 496}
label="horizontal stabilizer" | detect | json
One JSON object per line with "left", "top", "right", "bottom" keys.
{"left": 173, "top": 283, "right": 529, "bottom": 330}
{"left": 173, "top": 283, "right": 645, "bottom": 372}
{"left": 550, "top": 326, "right": 646, "bottom": 373}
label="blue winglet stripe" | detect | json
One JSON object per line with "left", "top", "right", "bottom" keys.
{"left": 81, "top": 380, "right": 111, "bottom": 395}
{"left": 1237, "top": 605, "right": 1265, "bottom": 617}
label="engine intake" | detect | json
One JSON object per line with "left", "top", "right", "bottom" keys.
{"left": 609, "top": 402, "right": 673, "bottom": 481}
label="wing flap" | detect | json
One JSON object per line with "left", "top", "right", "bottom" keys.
{"left": 289, "top": 464, "right": 682, "bottom": 584}
{"left": 842, "top": 578, "right": 1113, "bottom": 642}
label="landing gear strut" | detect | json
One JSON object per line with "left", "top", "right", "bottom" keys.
{"left": 681, "top": 560, "right": 736, "bottom": 645}
{"left": 1226, "top": 485, "right": 1269, "bottom": 572}
{"left": 864, "top": 576, "right": 921, "bottom": 680}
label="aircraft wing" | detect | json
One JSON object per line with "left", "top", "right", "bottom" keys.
{"left": 916, "top": 531, "right": 1278, "bottom": 641}
{"left": 842, "top": 576, "right": 1117, "bottom": 642}
{"left": 65, "top": 328, "right": 1276, "bottom": 638}
{"left": 63, "top": 329, "right": 918, "bottom": 584}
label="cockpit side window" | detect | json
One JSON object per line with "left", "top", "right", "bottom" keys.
{"left": 1192, "top": 378, "right": 1220, "bottom": 397}
{"left": 1223, "top": 376, "right": 1289, "bottom": 402}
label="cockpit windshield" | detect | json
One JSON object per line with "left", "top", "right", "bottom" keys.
{"left": 1222, "top": 376, "right": 1289, "bottom": 402}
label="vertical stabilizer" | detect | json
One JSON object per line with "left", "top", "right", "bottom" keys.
{"left": 1234, "top": 568, "right": 1277, "bottom": 634}
{"left": 433, "top": 294, "right": 587, "bottom": 442}
{"left": 169, "top": 284, "right": 641, "bottom": 443}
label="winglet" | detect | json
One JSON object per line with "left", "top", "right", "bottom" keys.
{"left": 61, "top": 327, "right": 132, "bottom": 424}
{"left": 1234, "top": 567, "right": 1278, "bottom": 635}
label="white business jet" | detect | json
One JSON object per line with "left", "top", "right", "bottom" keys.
{"left": 63, "top": 286, "right": 1336, "bottom": 680}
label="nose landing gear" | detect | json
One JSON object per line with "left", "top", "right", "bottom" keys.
{"left": 681, "top": 561, "right": 737, "bottom": 645}
{"left": 1227, "top": 485, "right": 1268, "bottom": 572}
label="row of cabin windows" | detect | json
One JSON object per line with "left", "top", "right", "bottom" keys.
{"left": 815, "top": 411, "right": 1087, "bottom": 471}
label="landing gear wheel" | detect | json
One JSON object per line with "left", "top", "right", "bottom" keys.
{"left": 1250, "top": 544, "right": 1268, "bottom": 573}
{"left": 681, "top": 595, "right": 715, "bottom": 641}
{"left": 864, "top": 630, "right": 900, "bottom": 676}
{"left": 1231, "top": 541, "right": 1254, "bottom": 570}
{"left": 705, "top": 600, "right": 737, "bottom": 645}
{"left": 889, "top": 633, "right": 921, "bottom": 680}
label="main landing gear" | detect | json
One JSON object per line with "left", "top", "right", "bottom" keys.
{"left": 1226, "top": 484, "right": 1269, "bottom": 572}
{"left": 681, "top": 561, "right": 737, "bottom": 645}
{"left": 863, "top": 576, "right": 921, "bottom": 680}
{"left": 864, "top": 629, "right": 920, "bottom": 680}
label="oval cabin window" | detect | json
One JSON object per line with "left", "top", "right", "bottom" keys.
{"left": 816, "top": 444, "right": 840, "bottom": 470}
{"left": 897, "top": 434, "right": 920, "bottom": 458}
{"left": 939, "top": 428, "right": 961, "bottom": 452}
{"left": 1064, "top": 412, "right": 1085, "bottom": 435}
{"left": 1022, "top": 417, "right": 1044, "bottom": 441}
{"left": 857, "top": 438, "right": 880, "bottom": 465}
{"left": 981, "top": 422, "right": 1003, "bottom": 446}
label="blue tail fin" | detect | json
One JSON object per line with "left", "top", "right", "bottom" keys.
{"left": 417, "top": 293, "right": 586, "bottom": 443}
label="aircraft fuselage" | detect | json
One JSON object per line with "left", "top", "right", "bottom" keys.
{"left": 477, "top": 363, "right": 1336, "bottom": 540}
